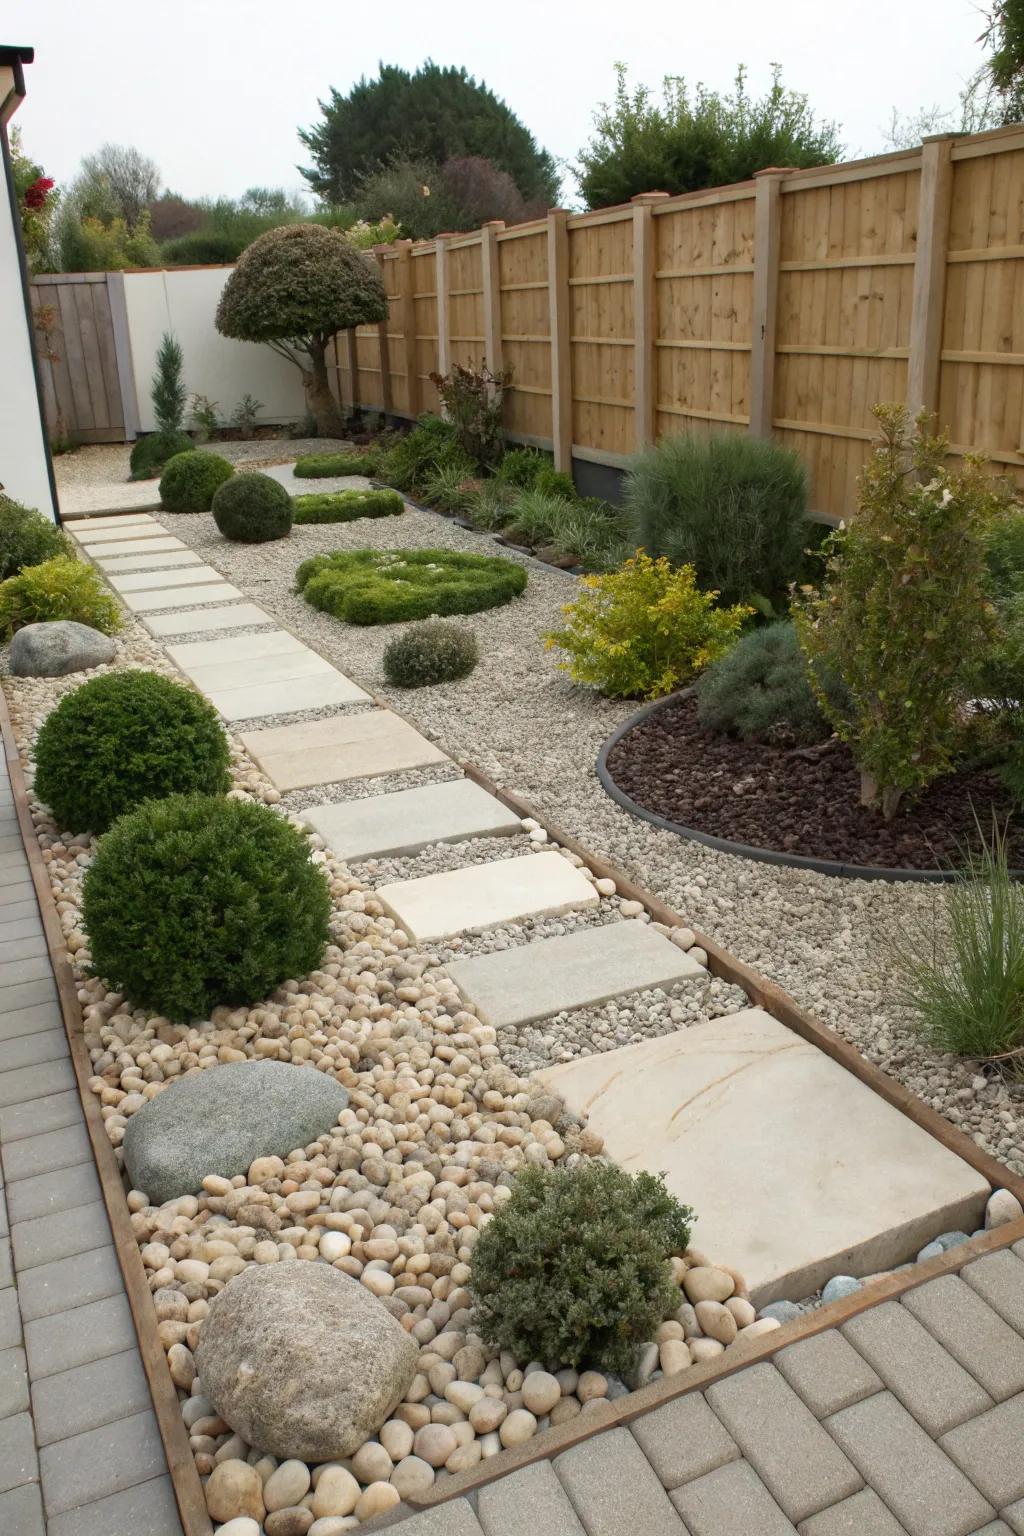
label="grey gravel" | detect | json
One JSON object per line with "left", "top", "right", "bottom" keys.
{"left": 281, "top": 762, "right": 463, "bottom": 813}
{"left": 225, "top": 699, "right": 376, "bottom": 733}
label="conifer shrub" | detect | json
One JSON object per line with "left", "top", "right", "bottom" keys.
{"left": 0, "top": 496, "right": 70, "bottom": 581}
{"left": 296, "top": 548, "right": 527, "bottom": 624}
{"left": 212, "top": 472, "right": 293, "bottom": 542}
{"left": 159, "top": 450, "right": 234, "bottom": 513}
{"left": 0, "top": 557, "right": 120, "bottom": 639}
{"left": 34, "top": 670, "right": 230, "bottom": 833}
{"left": 292, "top": 488, "right": 404, "bottom": 524}
{"left": 383, "top": 621, "right": 479, "bottom": 687}
{"left": 470, "top": 1163, "right": 694, "bottom": 1376}
{"left": 83, "top": 794, "right": 331, "bottom": 1022}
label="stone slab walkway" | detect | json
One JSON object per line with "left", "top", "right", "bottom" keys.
{"left": 0, "top": 753, "right": 182, "bottom": 1535}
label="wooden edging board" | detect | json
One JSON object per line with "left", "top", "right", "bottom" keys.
{"left": 0, "top": 687, "right": 215, "bottom": 1536}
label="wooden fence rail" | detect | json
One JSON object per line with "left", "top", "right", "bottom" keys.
{"left": 331, "top": 121, "right": 1024, "bottom": 522}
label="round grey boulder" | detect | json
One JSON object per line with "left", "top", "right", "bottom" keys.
{"left": 196, "top": 1261, "right": 419, "bottom": 1461}
{"left": 123, "top": 1060, "right": 348, "bottom": 1205}
{"left": 9, "top": 620, "right": 116, "bottom": 677}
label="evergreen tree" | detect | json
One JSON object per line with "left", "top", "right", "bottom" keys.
{"left": 152, "top": 333, "right": 186, "bottom": 435}
{"left": 299, "top": 62, "right": 559, "bottom": 205}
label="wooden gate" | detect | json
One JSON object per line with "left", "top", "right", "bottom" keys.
{"left": 29, "top": 272, "right": 136, "bottom": 444}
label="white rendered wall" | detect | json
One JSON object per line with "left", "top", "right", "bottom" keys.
{"left": 122, "top": 267, "right": 307, "bottom": 433}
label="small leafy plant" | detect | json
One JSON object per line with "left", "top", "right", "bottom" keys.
{"left": 292, "top": 488, "right": 403, "bottom": 523}
{"left": 429, "top": 362, "right": 511, "bottom": 470}
{"left": 470, "top": 1162, "right": 694, "bottom": 1376}
{"left": 0, "top": 556, "right": 121, "bottom": 639}
{"left": 159, "top": 450, "right": 234, "bottom": 513}
{"left": 377, "top": 415, "right": 468, "bottom": 492}
{"left": 546, "top": 551, "right": 750, "bottom": 699}
{"left": 212, "top": 472, "right": 293, "bottom": 542}
{"left": 383, "top": 621, "right": 479, "bottom": 687}
{"left": 0, "top": 495, "right": 70, "bottom": 581}
{"left": 296, "top": 548, "right": 527, "bottom": 624}
{"left": 230, "top": 393, "right": 263, "bottom": 439}
{"left": 188, "top": 393, "right": 220, "bottom": 443}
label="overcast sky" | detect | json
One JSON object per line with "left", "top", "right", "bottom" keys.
{"left": 6, "top": 0, "right": 991, "bottom": 205}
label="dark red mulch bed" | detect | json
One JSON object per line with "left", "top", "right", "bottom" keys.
{"left": 605, "top": 694, "right": 1024, "bottom": 872}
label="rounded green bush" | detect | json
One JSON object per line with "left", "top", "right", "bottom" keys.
{"left": 34, "top": 670, "right": 231, "bottom": 833}
{"left": 212, "top": 472, "right": 293, "bottom": 543}
{"left": 129, "top": 430, "right": 193, "bottom": 480}
{"left": 295, "top": 548, "right": 527, "bottom": 625}
{"left": 0, "top": 496, "right": 70, "bottom": 582}
{"left": 470, "top": 1163, "right": 694, "bottom": 1377}
{"left": 159, "top": 450, "right": 235, "bottom": 513}
{"left": 495, "top": 447, "right": 549, "bottom": 489}
{"left": 383, "top": 621, "right": 479, "bottom": 688}
{"left": 293, "top": 451, "right": 380, "bottom": 478}
{"left": 696, "top": 621, "right": 834, "bottom": 746}
{"left": 292, "top": 488, "right": 404, "bottom": 524}
{"left": 0, "top": 557, "right": 121, "bottom": 640}
{"left": 82, "top": 794, "right": 331, "bottom": 1022}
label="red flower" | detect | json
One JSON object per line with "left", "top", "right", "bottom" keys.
{"left": 24, "top": 176, "right": 54, "bottom": 210}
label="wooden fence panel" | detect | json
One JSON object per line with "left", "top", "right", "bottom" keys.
{"left": 30, "top": 273, "right": 126, "bottom": 443}
{"left": 411, "top": 248, "right": 440, "bottom": 414}
{"left": 447, "top": 237, "right": 485, "bottom": 371}
{"left": 568, "top": 211, "right": 635, "bottom": 458}
{"left": 497, "top": 224, "right": 551, "bottom": 444}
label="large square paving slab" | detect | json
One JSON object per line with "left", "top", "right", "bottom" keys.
{"left": 167, "top": 630, "right": 305, "bottom": 669}
{"left": 106, "top": 565, "right": 225, "bottom": 593}
{"left": 240, "top": 709, "right": 448, "bottom": 790}
{"left": 376, "top": 851, "right": 599, "bottom": 942}
{"left": 447, "top": 919, "right": 706, "bottom": 1027}
{"left": 120, "top": 582, "right": 242, "bottom": 613}
{"left": 143, "top": 603, "right": 275, "bottom": 637}
{"left": 302, "top": 777, "right": 522, "bottom": 860}
{"left": 206, "top": 671, "right": 369, "bottom": 722}
{"left": 537, "top": 1007, "right": 990, "bottom": 1305}
{"left": 179, "top": 648, "right": 338, "bottom": 691}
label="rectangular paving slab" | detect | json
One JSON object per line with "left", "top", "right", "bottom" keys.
{"left": 78, "top": 535, "right": 185, "bottom": 557}
{"left": 120, "top": 581, "right": 242, "bottom": 613}
{"left": 106, "top": 564, "right": 226, "bottom": 593}
{"left": 537, "top": 1008, "right": 990, "bottom": 1304}
{"left": 143, "top": 603, "right": 275, "bottom": 637}
{"left": 205, "top": 671, "right": 369, "bottom": 722}
{"left": 92, "top": 550, "right": 201, "bottom": 572}
{"left": 302, "top": 777, "right": 522, "bottom": 861}
{"left": 447, "top": 919, "right": 705, "bottom": 1027}
{"left": 180, "top": 648, "right": 338, "bottom": 691}
{"left": 73, "top": 523, "right": 169, "bottom": 545}
{"left": 240, "top": 709, "right": 449, "bottom": 791}
{"left": 377, "top": 851, "right": 600, "bottom": 943}
{"left": 68, "top": 513, "right": 156, "bottom": 529}
{"left": 167, "top": 630, "right": 306, "bottom": 668}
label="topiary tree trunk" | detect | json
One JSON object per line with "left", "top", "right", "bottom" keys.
{"left": 301, "top": 337, "right": 344, "bottom": 437}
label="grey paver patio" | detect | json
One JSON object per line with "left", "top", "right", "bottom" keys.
{"left": 962, "top": 1250, "right": 1024, "bottom": 1333}
{"left": 24, "top": 1291, "right": 135, "bottom": 1379}
{"left": 775, "top": 1331, "right": 884, "bottom": 1418}
{"left": 178, "top": 645, "right": 337, "bottom": 690}
{"left": 629, "top": 1390, "right": 741, "bottom": 1489}
{"left": 670, "top": 1458, "right": 798, "bottom": 1535}
{"left": 555, "top": 1426, "right": 688, "bottom": 1536}
{"left": 477, "top": 1460, "right": 586, "bottom": 1536}
{"left": 902, "top": 1274, "right": 1024, "bottom": 1401}
{"left": 107, "top": 562, "right": 227, "bottom": 592}
{"left": 938, "top": 1394, "right": 1024, "bottom": 1509}
{"left": 167, "top": 627, "right": 306, "bottom": 668}
{"left": 796, "top": 1486, "right": 907, "bottom": 1535}
{"left": 206, "top": 668, "right": 369, "bottom": 721}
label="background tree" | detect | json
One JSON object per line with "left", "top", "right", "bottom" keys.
{"left": 215, "top": 223, "right": 388, "bottom": 435}
{"left": 576, "top": 64, "right": 841, "bottom": 209}
{"left": 9, "top": 127, "right": 56, "bottom": 270}
{"left": 299, "top": 61, "right": 559, "bottom": 206}
{"left": 79, "top": 143, "right": 161, "bottom": 226}
{"left": 985, "top": 0, "right": 1024, "bottom": 119}
{"left": 353, "top": 154, "right": 542, "bottom": 239}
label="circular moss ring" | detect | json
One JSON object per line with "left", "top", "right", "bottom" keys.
{"left": 596, "top": 690, "right": 1014, "bottom": 885}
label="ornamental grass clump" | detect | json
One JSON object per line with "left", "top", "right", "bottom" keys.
{"left": 296, "top": 548, "right": 527, "bottom": 625}
{"left": 293, "top": 450, "right": 381, "bottom": 478}
{"left": 383, "top": 621, "right": 479, "bottom": 687}
{"left": 470, "top": 1163, "right": 694, "bottom": 1377}
{"left": 83, "top": 794, "right": 331, "bottom": 1022}
{"left": 546, "top": 552, "right": 750, "bottom": 700}
{"left": 212, "top": 472, "right": 293, "bottom": 542}
{"left": 0, "top": 556, "right": 120, "bottom": 639}
{"left": 159, "top": 449, "right": 234, "bottom": 513}
{"left": 34, "top": 670, "right": 231, "bottom": 833}
{"left": 0, "top": 495, "right": 70, "bottom": 581}
{"left": 292, "top": 488, "right": 404, "bottom": 524}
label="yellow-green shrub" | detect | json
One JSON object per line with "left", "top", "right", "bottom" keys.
{"left": 0, "top": 557, "right": 121, "bottom": 639}
{"left": 545, "top": 552, "right": 749, "bottom": 699}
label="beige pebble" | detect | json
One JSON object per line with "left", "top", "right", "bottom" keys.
{"left": 214, "top": 1522, "right": 262, "bottom": 1536}
{"left": 351, "top": 1441, "right": 393, "bottom": 1484}
{"left": 683, "top": 1266, "right": 735, "bottom": 1304}
{"left": 265, "top": 1509, "right": 314, "bottom": 1536}
{"left": 499, "top": 1408, "right": 537, "bottom": 1447}
{"left": 521, "top": 1370, "right": 561, "bottom": 1415}
{"left": 550, "top": 1396, "right": 582, "bottom": 1425}
{"left": 726, "top": 1297, "right": 756, "bottom": 1328}
{"left": 379, "top": 1420, "right": 414, "bottom": 1461}
{"left": 307, "top": 1521, "right": 352, "bottom": 1536}
{"left": 390, "top": 1455, "right": 435, "bottom": 1498}
{"left": 318, "top": 1231, "right": 351, "bottom": 1262}
{"left": 414, "top": 1423, "right": 457, "bottom": 1468}
{"left": 577, "top": 1371, "right": 608, "bottom": 1402}
{"left": 310, "top": 1466, "right": 359, "bottom": 1519}
{"left": 659, "top": 1339, "right": 692, "bottom": 1375}
{"left": 447, "top": 1440, "right": 483, "bottom": 1473}
{"left": 739, "top": 1317, "right": 781, "bottom": 1340}
{"left": 205, "top": 1459, "right": 265, "bottom": 1524}
{"left": 446, "top": 1380, "right": 484, "bottom": 1414}
{"left": 354, "top": 1482, "right": 401, "bottom": 1520}
{"left": 694, "top": 1300, "right": 738, "bottom": 1346}
{"left": 689, "top": 1337, "right": 726, "bottom": 1363}
{"left": 469, "top": 1396, "right": 507, "bottom": 1434}
{"left": 167, "top": 1342, "right": 196, "bottom": 1390}
{"left": 263, "top": 1461, "right": 312, "bottom": 1513}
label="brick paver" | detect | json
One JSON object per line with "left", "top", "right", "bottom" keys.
{"left": 841, "top": 1302, "right": 993, "bottom": 1435}
{"left": 796, "top": 1486, "right": 907, "bottom": 1535}
{"left": 938, "top": 1394, "right": 1024, "bottom": 1509}
{"left": 477, "top": 1460, "right": 586, "bottom": 1536}
{"left": 555, "top": 1426, "right": 687, "bottom": 1536}
{"left": 902, "top": 1274, "right": 1024, "bottom": 1401}
{"left": 630, "top": 1390, "right": 740, "bottom": 1489}
{"left": 775, "top": 1331, "right": 883, "bottom": 1418}
{"left": 670, "top": 1458, "right": 797, "bottom": 1534}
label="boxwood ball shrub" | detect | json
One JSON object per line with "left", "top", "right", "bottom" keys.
{"left": 159, "top": 450, "right": 235, "bottom": 513}
{"left": 34, "top": 670, "right": 231, "bottom": 833}
{"left": 625, "top": 431, "right": 809, "bottom": 608}
{"left": 83, "top": 794, "right": 331, "bottom": 1022}
{"left": 0, "top": 495, "right": 70, "bottom": 582}
{"left": 293, "top": 450, "right": 380, "bottom": 478}
{"left": 0, "top": 557, "right": 121, "bottom": 640}
{"left": 292, "top": 488, "right": 404, "bottom": 524}
{"left": 212, "top": 472, "right": 293, "bottom": 542}
{"left": 470, "top": 1163, "right": 694, "bottom": 1377}
{"left": 129, "top": 430, "right": 194, "bottom": 480}
{"left": 696, "top": 621, "right": 837, "bottom": 746}
{"left": 383, "top": 621, "right": 479, "bottom": 688}
{"left": 296, "top": 548, "right": 527, "bottom": 625}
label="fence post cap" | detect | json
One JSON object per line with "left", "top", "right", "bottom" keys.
{"left": 630, "top": 191, "right": 671, "bottom": 202}
{"left": 754, "top": 165, "right": 797, "bottom": 177}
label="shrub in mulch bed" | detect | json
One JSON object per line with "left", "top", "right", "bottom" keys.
{"left": 295, "top": 548, "right": 527, "bottom": 625}
{"left": 605, "top": 693, "right": 1024, "bottom": 872}
{"left": 292, "top": 488, "right": 404, "bottom": 524}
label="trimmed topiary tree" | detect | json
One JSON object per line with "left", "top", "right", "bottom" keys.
{"left": 82, "top": 794, "right": 332, "bottom": 1021}
{"left": 295, "top": 548, "right": 527, "bottom": 624}
{"left": 159, "top": 450, "right": 235, "bottom": 513}
{"left": 129, "top": 429, "right": 194, "bottom": 481}
{"left": 34, "top": 670, "right": 231, "bottom": 833}
{"left": 215, "top": 224, "right": 388, "bottom": 436}
{"left": 470, "top": 1163, "right": 694, "bottom": 1377}
{"left": 0, "top": 495, "right": 69, "bottom": 581}
{"left": 212, "top": 472, "right": 293, "bottom": 542}
{"left": 383, "top": 621, "right": 479, "bottom": 687}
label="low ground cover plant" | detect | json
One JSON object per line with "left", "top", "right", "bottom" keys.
{"left": 546, "top": 552, "right": 750, "bottom": 700}
{"left": 470, "top": 1162, "right": 694, "bottom": 1377}
{"left": 212, "top": 472, "right": 293, "bottom": 542}
{"left": 34, "top": 670, "right": 230, "bottom": 833}
{"left": 696, "top": 621, "right": 836, "bottom": 746}
{"left": 0, "top": 495, "right": 69, "bottom": 581}
{"left": 293, "top": 449, "right": 381, "bottom": 478}
{"left": 159, "top": 449, "right": 234, "bottom": 513}
{"left": 625, "top": 431, "right": 809, "bottom": 609}
{"left": 383, "top": 621, "right": 479, "bottom": 687}
{"left": 83, "top": 794, "right": 331, "bottom": 1022}
{"left": 292, "top": 488, "right": 403, "bottom": 524}
{"left": 296, "top": 548, "right": 527, "bottom": 624}
{"left": 0, "top": 556, "right": 120, "bottom": 638}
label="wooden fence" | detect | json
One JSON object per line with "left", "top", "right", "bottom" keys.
{"left": 29, "top": 271, "right": 136, "bottom": 444}
{"left": 332, "top": 122, "right": 1024, "bottom": 522}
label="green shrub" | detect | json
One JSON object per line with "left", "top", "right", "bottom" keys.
{"left": 152, "top": 332, "right": 186, "bottom": 436}
{"left": 162, "top": 230, "right": 242, "bottom": 265}
{"left": 470, "top": 1163, "right": 694, "bottom": 1377}
{"left": 383, "top": 621, "right": 479, "bottom": 687}
{"left": 546, "top": 551, "right": 750, "bottom": 699}
{"left": 292, "top": 488, "right": 404, "bottom": 524}
{"left": 624, "top": 431, "right": 809, "bottom": 607}
{"left": 212, "top": 472, "right": 293, "bottom": 542}
{"left": 82, "top": 794, "right": 331, "bottom": 1022}
{"left": 129, "top": 430, "right": 194, "bottom": 481}
{"left": 0, "top": 557, "right": 121, "bottom": 639}
{"left": 420, "top": 460, "right": 477, "bottom": 512}
{"left": 535, "top": 465, "right": 577, "bottom": 501}
{"left": 159, "top": 450, "right": 234, "bottom": 513}
{"left": 496, "top": 446, "right": 551, "bottom": 489}
{"left": 794, "top": 407, "right": 1004, "bottom": 818}
{"left": 891, "top": 821, "right": 1024, "bottom": 1060}
{"left": 429, "top": 362, "right": 510, "bottom": 470}
{"left": 376, "top": 415, "right": 466, "bottom": 493}
{"left": 696, "top": 621, "right": 841, "bottom": 745}
{"left": 503, "top": 489, "right": 628, "bottom": 571}
{"left": 293, "top": 450, "right": 380, "bottom": 478}
{"left": 0, "top": 496, "right": 70, "bottom": 581}
{"left": 985, "top": 508, "right": 1024, "bottom": 604}
{"left": 34, "top": 670, "right": 230, "bottom": 833}
{"left": 296, "top": 548, "right": 527, "bottom": 625}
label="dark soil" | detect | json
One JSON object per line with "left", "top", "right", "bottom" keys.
{"left": 605, "top": 694, "right": 1024, "bottom": 872}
